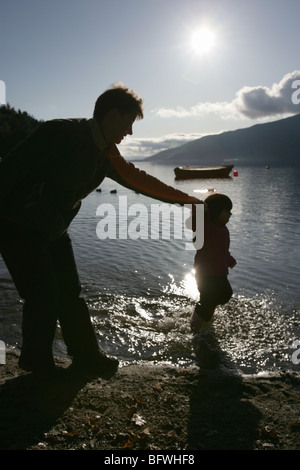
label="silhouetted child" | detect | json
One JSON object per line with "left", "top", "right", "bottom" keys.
{"left": 190, "top": 193, "right": 236, "bottom": 331}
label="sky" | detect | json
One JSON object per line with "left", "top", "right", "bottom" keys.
{"left": 1, "top": 0, "right": 300, "bottom": 158}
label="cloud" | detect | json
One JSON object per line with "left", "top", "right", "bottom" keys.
{"left": 154, "top": 101, "right": 239, "bottom": 120}
{"left": 118, "top": 132, "right": 205, "bottom": 158}
{"left": 235, "top": 71, "right": 300, "bottom": 118}
{"left": 153, "top": 71, "right": 300, "bottom": 121}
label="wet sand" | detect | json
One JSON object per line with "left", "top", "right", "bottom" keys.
{"left": 0, "top": 350, "right": 299, "bottom": 451}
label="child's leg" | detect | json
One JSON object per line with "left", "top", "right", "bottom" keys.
{"left": 197, "top": 303, "right": 216, "bottom": 321}
{"left": 190, "top": 302, "right": 215, "bottom": 331}
{"left": 217, "top": 277, "right": 233, "bottom": 305}
{"left": 190, "top": 274, "right": 234, "bottom": 329}
{"left": 190, "top": 276, "right": 217, "bottom": 330}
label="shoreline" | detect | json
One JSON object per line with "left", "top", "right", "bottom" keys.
{"left": 0, "top": 350, "right": 299, "bottom": 451}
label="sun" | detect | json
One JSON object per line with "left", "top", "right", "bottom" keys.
{"left": 190, "top": 26, "right": 216, "bottom": 55}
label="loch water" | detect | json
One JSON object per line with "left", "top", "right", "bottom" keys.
{"left": 1, "top": 163, "right": 299, "bottom": 376}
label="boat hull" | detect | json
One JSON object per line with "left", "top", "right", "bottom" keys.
{"left": 174, "top": 165, "right": 234, "bottom": 179}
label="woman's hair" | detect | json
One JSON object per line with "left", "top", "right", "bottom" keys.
{"left": 93, "top": 82, "right": 144, "bottom": 121}
{"left": 205, "top": 193, "right": 232, "bottom": 220}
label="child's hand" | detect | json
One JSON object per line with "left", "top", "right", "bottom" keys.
{"left": 185, "top": 202, "right": 206, "bottom": 232}
{"left": 228, "top": 254, "right": 236, "bottom": 269}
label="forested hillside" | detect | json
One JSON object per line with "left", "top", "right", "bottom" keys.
{"left": 0, "top": 104, "right": 42, "bottom": 158}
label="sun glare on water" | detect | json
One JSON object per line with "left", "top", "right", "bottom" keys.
{"left": 190, "top": 26, "right": 216, "bottom": 55}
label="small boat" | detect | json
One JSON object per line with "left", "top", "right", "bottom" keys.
{"left": 174, "top": 164, "right": 234, "bottom": 180}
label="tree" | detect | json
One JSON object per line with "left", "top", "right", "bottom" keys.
{"left": 0, "top": 104, "right": 42, "bottom": 158}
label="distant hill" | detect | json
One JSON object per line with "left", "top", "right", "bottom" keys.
{"left": 0, "top": 104, "right": 42, "bottom": 158}
{"left": 145, "top": 113, "right": 300, "bottom": 167}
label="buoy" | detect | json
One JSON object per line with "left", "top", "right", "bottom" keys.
{"left": 233, "top": 170, "right": 238, "bottom": 177}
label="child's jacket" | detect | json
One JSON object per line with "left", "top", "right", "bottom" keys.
{"left": 194, "top": 217, "right": 236, "bottom": 276}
